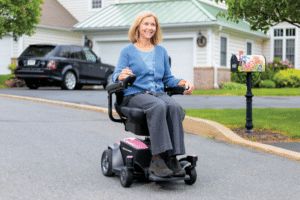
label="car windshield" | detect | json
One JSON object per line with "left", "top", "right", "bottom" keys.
{"left": 21, "top": 45, "right": 56, "bottom": 57}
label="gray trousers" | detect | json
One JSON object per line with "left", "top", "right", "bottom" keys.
{"left": 127, "top": 92, "right": 186, "bottom": 156}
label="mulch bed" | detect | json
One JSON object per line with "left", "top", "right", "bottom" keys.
{"left": 231, "top": 128, "right": 292, "bottom": 143}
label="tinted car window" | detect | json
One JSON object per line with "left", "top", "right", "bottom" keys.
{"left": 83, "top": 47, "right": 97, "bottom": 62}
{"left": 71, "top": 46, "right": 85, "bottom": 60}
{"left": 21, "top": 45, "right": 55, "bottom": 57}
{"left": 57, "top": 46, "right": 72, "bottom": 58}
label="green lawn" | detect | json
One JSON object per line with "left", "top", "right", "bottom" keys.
{"left": 193, "top": 88, "right": 300, "bottom": 96}
{"left": 185, "top": 108, "right": 300, "bottom": 139}
{"left": 0, "top": 74, "right": 14, "bottom": 88}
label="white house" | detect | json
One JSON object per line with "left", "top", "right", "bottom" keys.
{"left": 1, "top": 0, "right": 299, "bottom": 89}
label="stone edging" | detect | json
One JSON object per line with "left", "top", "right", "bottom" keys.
{"left": 1, "top": 94, "right": 299, "bottom": 162}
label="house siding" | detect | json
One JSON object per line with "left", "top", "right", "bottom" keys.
{"left": 23, "top": 28, "right": 82, "bottom": 49}
{"left": 196, "top": 30, "right": 207, "bottom": 67}
{"left": 13, "top": 41, "right": 18, "bottom": 57}
{"left": 262, "top": 39, "right": 271, "bottom": 63}
{"left": 57, "top": 0, "right": 116, "bottom": 22}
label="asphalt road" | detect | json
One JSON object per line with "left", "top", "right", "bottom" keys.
{"left": 1, "top": 87, "right": 300, "bottom": 109}
{"left": 1, "top": 97, "right": 299, "bottom": 200}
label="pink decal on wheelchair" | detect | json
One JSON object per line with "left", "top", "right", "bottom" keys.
{"left": 122, "top": 138, "right": 148, "bottom": 149}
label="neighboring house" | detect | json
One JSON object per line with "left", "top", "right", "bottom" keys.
{"left": 1, "top": 0, "right": 299, "bottom": 89}
{"left": 72, "top": 0, "right": 270, "bottom": 89}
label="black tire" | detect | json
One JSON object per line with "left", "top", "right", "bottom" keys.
{"left": 61, "top": 71, "right": 76, "bottom": 90}
{"left": 120, "top": 167, "right": 133, "bottom": 188}
{"left": 25, "top": 79, "right": 39, "bottom": 89}
{"left": 75, "top": 84, "right": 83, "bottom": 90}
{"left": 101, "top": 149, "right": 114, "bottom": 177}
{"left": 184, "top": 167, "right": 197, "bottom": 185}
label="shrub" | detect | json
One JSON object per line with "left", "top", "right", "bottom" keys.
{"left": 222, "top": 82, "right": 247, "bottom": 90}
{"left": 261, "top": 57, "right": 295, "bottom": 81}
{"left": 231, "top": 72, "right": 261, "bottom": 87}
{"left": 8, "top": 62, "right": 17, "bottom": 74}
{"left": 259, "top": 80, "right": 276, "bottom": 88}
{"left": 273, "top": 69, "right": 300, "bottom": 88}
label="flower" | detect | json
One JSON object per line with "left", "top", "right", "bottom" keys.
{"left": 289, "top": 65, "right": 293, "bottom": 68}
{"left": 274, "top": 63, "right": 278, "bottom": 67}
{"left": 280, "top": 61, "right": 283, "bottom": 64}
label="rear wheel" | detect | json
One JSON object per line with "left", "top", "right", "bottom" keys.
{"left": 61, "top": 71, "right": 76, "bottom": 90}
{"left": 101, "top": 149, "right": 114, "bottom": 177}
{"left": 25, "top": 79, "right": 39, "bottom": 89}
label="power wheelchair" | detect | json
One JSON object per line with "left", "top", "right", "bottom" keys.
{"left": 101, "top": 74, "right": 198, "bottom": 188}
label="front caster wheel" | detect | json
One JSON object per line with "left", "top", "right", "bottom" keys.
{"left": 120, "top": 167, "right": 133, "bottom": 188}
{"left": 101, "top": 149, "right": 114, "bottom": 176}
{"left": 184, "top": 167, "right": 197, "bottom": 185}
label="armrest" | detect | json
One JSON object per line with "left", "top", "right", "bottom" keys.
{"left": 107, "top": 74, "right": 137, "bottom": 94}
{"left": 164, "top": 86, "right": 186, "bottom": 96}
{"left": 107, "top": 74, "right": 137, "bottom": 123}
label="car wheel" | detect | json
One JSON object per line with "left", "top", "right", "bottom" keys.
{"left": 103, "top": 74, "right": 112, "bottom": 90}
{"left": 61, "top": 71, "right": 76, "bottom": 90}
{"left": 25, "top": 79, "right": 39, "bottom": 89}
{"left": 101, "top": 149, "right": 114, "bottom": 177}
{"left": 120, "top": 167, "right": 133, "bottom": 188}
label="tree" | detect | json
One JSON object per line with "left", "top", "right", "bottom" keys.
{"left": 0, "top": 0, "right": 44, "bottom": 39}
{"left": 214, "top": 0, "right": 300, "bottom": 33}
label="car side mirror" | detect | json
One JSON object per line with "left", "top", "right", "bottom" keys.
{"left": 96, "top": 57, "right": 101, "bottom": 63}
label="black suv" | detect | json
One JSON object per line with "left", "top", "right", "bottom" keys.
{"left": 15, "top": 44, "right": 115, "bottom": 90}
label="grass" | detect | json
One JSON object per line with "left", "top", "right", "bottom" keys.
{"left": 185, "top": 108, "right": 300, "bottom": 139}
{"left": 0, "top": 74, "right": 14, "bottom": 88}
{"left": 193, "top": 88, "right": 300, "bottom": 96}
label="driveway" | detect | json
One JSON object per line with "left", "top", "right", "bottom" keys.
{"left": 1, "top": 97, "right": 299, "bottom": 200}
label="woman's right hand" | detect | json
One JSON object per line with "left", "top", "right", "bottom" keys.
{"left": 118, "top": 67, "right": 133, "bottom": 81}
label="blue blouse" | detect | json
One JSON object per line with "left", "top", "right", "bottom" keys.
{"left": 112, "top": 44, "right": 181, "bottom": 96}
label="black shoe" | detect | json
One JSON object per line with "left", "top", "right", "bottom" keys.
{"left": 165, "top": 156, "right": 186, "bottom": 177}
{"left": 149, "top": 157, "right": 173, "bottom": 178}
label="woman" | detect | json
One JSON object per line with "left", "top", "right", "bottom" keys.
{"left": 112, "top": 11, "right": 194, "bottom": 178}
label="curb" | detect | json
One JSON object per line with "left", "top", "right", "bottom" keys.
{"left": 1, "top": 94, "right": 299, "bottom": 162}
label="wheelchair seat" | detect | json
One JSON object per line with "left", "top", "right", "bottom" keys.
{"left": 107, "top": 74, "right": 185, "bottom": 137}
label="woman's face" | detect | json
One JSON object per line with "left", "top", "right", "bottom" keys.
{"left": 138, "top": 16, "right": 156, "bottom": 40}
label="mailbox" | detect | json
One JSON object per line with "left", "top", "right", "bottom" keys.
{"left": 231, "top": 54, "right": 266, "bottom": 72}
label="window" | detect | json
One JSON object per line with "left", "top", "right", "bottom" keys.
{"left": 92, "top": 0, "right": 101, "bottom": 9}
{"left": 58, "top": 46, "right": 72, "bottom": 58}
{"left": 220, "top": 37, "right": 227, "bottom": 67}
{"left": 247, "top": 42, "right": 252, "bottom": 55}
{"left": 83, "top": 48, "right": 97, "bottom": 62}
{"left": 273, "top": 28, "right": 296, "bottom": 64}
{"left": 71, "top": 46, "right": 85, "bottom": 60}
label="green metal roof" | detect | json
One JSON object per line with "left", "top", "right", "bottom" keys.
{"left": 73, "top": 0, "right": 267, "bottom": 37}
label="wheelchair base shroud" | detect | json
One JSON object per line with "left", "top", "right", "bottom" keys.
{"left": 101, "top": 137, "right": 198, "bottom": 188}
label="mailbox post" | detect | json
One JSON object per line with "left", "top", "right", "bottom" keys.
{"left": 230, "top": 51, "right": 266, "bottom": 133}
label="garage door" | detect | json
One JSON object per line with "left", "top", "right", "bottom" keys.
{"left": 0, "top": 36, "right": 13, "bottom": 75}
{"left": 97, "top": 38, "right": 193, "bottom": 83}
{"left": 97, "top": 41, "right": 131, "bottom": 66}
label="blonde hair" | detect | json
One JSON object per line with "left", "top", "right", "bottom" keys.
{"left": 128, "top": 11, "right": 162, "bottom": 45}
